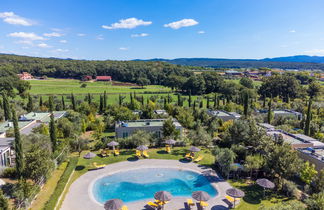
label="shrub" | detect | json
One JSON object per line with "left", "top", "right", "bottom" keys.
{"left": 80, "top": 83, "right": 87, "bottom": 88}
{"left": 282, "top": 179, "right": 299, "bottom": 199}
{"left": 1, "top": 168, "right": 16, "bottom": 178}
{"left": 43, "top": 157, "right": 78, "bottom": 210}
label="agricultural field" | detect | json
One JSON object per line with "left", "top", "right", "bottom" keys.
{"left": 28, "top": 79, "right": 171, "bottom": 95}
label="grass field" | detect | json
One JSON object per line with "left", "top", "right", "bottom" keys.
{"left": 29, "top": 79, "right": 171, "bottom": 95}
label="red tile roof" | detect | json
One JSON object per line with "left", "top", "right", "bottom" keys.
{"left": 96, "top": 76, "right": 112, "bottom": 80}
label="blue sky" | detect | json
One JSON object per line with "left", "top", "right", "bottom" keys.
{"left": 1, "top": 0, "right": 324, "bottom": 60}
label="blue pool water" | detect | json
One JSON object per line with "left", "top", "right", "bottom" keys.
{"left": 92, "top": 168, "right": 218, "bottom": 203}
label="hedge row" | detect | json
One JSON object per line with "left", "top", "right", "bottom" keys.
{"left": 43, "top": 157, "right": 78, "bottom": 210}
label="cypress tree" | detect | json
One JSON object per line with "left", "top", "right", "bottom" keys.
{"left": 39, "top": 96, "right": 43, "bottom": 107}
{"left": 61, "top": 96, "right": 66, "bottom": 110}
{"left": 213, "top": 93, "right": 217, "bottom": 108}
{"left": 243, "top": 92, "right": 249, "bottom": 117}
{"left": 99, "top": 95, "right": 103, "bottom": 114}
{"left": 2, "top": 94, "right": 11, "bottom": 120}
{"left": 207, "top": 97, "right": 210, "bottom": 109}
{"left": 167, "top": 94, "right": 171, "bottom": 103}
{"left": 103, "top": 91, "right": 107, "bottom": 109}
{"left": 267, "top": 97, "right": 273, "bottom": 124}
{"left": 177, "top": 94, "right": 181, "bottom": 106}
{"left": 48, "top": 96, "right": 54, "bottom": 112}
{"left": 87, "top": 93, "right": 92, "bottom": 104}
{"left": 164, "top": 97, "right": 167, "bottom": 109}
{"left": 141, "top": 95, "right": 144, "bottom": 106}
{"left": 119, "top": 94, "right": 122, "bottom": 106}
{"left": 12, "top": 109, "right": 24, "bottom": 179}
{"left": 188, "top": 90, "right": 192, "bottom": 107}
{"left": 304, "top": 98, "right": 312, "bottom": 136}
{"left": 71, "top": 93, "right": 76, "bottom": 111}
{"left": 27, "top": 94, "right": 33, "bottom": 112}
{"left": 49, "top": 113, "right": 57, "bottom": 152}
{"left": 200, "top": 100, "right": 203, "bottom": 108}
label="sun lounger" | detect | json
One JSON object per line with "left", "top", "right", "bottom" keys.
{"left": 93, "top": 162, "right": 105, "bottom": 169}
{"left": 225, "top": 195, "right": 240, "bottom": 203}
{"left": 155, "top": 200, "right": 168, "bottom": 205}
{"left": 187, "top": 199, "right": 195, "bottom": 207}
{"left": 147, "top": 201, "right": 159, "bottom": 209}
{"left": 185, "top": 153, "right": 191, "bottom": 158}
{"left": 135, "top": 150, "right": 141, "bottom": 158}
{"left": 194, "top": 155, "right": 203, "bottom": 162}
{"left": 200, "top": 201, "right": 209, "bottom": 208}
{"left": 121, "top": 205, "right": 128, "bottom": 210}
{"left": 101, "top": 150, "right": 107, "bottom": 157}
{"left": 143, "top": 150, "right": 149, "bottom": 158}
{"left": 114, "top": 149, "right": 120, "bottom": 156}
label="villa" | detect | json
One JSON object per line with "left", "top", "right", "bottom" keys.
{"left": 207, "top": 110, "right": 241, "bottom": 122}
{"left": 115, "top": 119, "right": 183, "bottom": 138}
{"left": 258, "top": 109, "right": 303, "bottom": 120}
{"left": 298, "top": 147, "right": 324, "bottom": 171}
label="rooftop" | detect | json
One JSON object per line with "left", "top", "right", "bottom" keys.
{"left": 298, "top": 147, "right": 324, "bottom": 163}
{"left": 266, "top": 130, "right": 314, "bottom": 147}
{"left": 116, "top": 119, "right": 181, "bottom": 128}
{"left": 207, "top": 110, "right": 241, "bottom": 118}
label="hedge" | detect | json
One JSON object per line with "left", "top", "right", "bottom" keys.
{"left": 43, "top": 157, "right": 78, "bottom": 210}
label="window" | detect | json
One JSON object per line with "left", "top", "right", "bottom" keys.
{"left": 122, "top": 132, "right": 128, "bottom": 138}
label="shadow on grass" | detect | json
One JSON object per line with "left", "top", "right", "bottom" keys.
{"left": 179, "top": 158, "right": 192, "bottom": 163}
{"left": 211, "top": 204, "right": 229, "bottom": 210}
{"left": 75, "top": 165, "right": 85, "bottom": 171}
{"left": 127, "top": 156, "right": 139, "bottom": 162}
{"left": 157, "top": 150, "right": 168, "bottom": 154}
{"left": 120, "top": 150, "right": 133, "bottom": 155}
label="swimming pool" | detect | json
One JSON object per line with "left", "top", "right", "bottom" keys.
{"left": 92, "top": 168, "right": 218, "bottom": 203}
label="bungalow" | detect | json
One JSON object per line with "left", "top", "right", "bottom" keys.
{"left": 17, "top": 72, "right": 33, "bottom": 80}
{"left": 207, "top": 110, "right": 241, "bottom": 122}
{"left": 96, "top": 76, "right": 112, "bottom": 81}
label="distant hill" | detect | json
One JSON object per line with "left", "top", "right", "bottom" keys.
{"left": 136, "top": 56, "right": 324, "bottom": 70}
{"left": 261, "top": 55, "right": 324, "bottom": 63}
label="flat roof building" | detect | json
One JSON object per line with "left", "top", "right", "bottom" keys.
{"left": 298, "top": 147, "right": 324, "bottom": 172}
{"left": 207, "top": 110, "right": 241, "bottom": 122}
{"left": 259, "top": 109, "right": 302, "bottom": 120}
{"left": 115, "top": 119, "right": 182, "bottom": 138}
{"left": 266, "top": 130, "right": 314, "bottom": 149}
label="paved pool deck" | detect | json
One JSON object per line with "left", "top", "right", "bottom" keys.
{"left": 61, "top": 159, "right": 233, "bottom": 210}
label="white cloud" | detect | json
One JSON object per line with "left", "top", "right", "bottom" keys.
{"left": 37, "top": 43, "right": 51, "bottom": 48}
{"left": 289, "top": 30, "right": 296, "bottom": 33}
{"left": 59, "top": 40, "right": 67, "bottom": 43}
{"left": 8, "top": 32, "right": 45, "bottom": 40}
{"left": 131, "top": 33, "right": 149, "bottom": 37}
{"left": 15, "top": 40, "right": 33, "bottom": 45}
{"left": 77, "top": 33, "right": 86, "bottom": 37}
{"left": 197, "top": 30, "right": 205, "bottom": 34}
{"left": 304, "top": 49, "right": 324, "bottom": 55}
{"left": 164, "top": 19, "right": 198, "bottom": 29}
{"left": 119, "top": 47, "right": 128, "bottom": 51}
{"left": 53, "top": 48, "right": 69, "bottom": 53}
{"left": 0, "top": 11, "right": 34, "bottom": 26}
{"left": 102, "top": 18, "right": 152, "bottom": 30}
{"left": 96, "top": 35, "right": 104, "bottom": 40}
{"left": 43, "top": 32, "right": 64, "bottom": 37}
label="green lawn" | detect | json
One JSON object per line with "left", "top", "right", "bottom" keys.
{"left": 29, "top": 79, "right": 171, "bottom": 95}
{"left": 228, "top": 180, "right": 299, "bottom": 209}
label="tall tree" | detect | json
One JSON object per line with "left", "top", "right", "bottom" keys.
{"left": 71, "top": 93, "right": 76, "bottom": 111}
{"left": 99, "top": 95, "right": 103, "bottom": 114}
{"left": 162, "top": 117, "right": 177, "bottom": 138}
{"left": 103, "top": 91, "right": 107, "bottom": 109}
{"left": 87, "top": 93, "right": 92, "bottom": 104}
{"left": 61, "top": 96, "right": 65, "bottom": 110}
{"left": 39, "top": 96, "right": 43, "bottom": 107}
{"left": 267, "top": 97, "right": 273, "bottom": 124}
{"left": 26, "top": 94, "right": 33, "bottom": 112}
{"left": 304, "top": 82, "right": 322, "bottom": 135}
{"left": 243, "top": 91, "right": 249, "bottom": 117}
{"left": 2, "top": 93, "right": 11, "bottom": 120}
{"left": 12, "top": 108, "right": 24, "bottom": 179}
{"left": 49, "top": 113, "right": 57, "bottom": 152}
{"left": 188, "top": 90, "right": 192, "bottom": 107}
{"left": 48, "top": 96, "right": 54, "bottom": 112}
{"left": 207, "top": 97, "right": 210, "bottom": 109}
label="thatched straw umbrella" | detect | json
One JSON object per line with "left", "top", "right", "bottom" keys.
{"left": 104, "top": 199, "right": 123, "bottom": 210}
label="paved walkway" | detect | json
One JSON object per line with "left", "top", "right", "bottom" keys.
{"left": 61, "top": 159, "right": 232, "bottom": 210}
